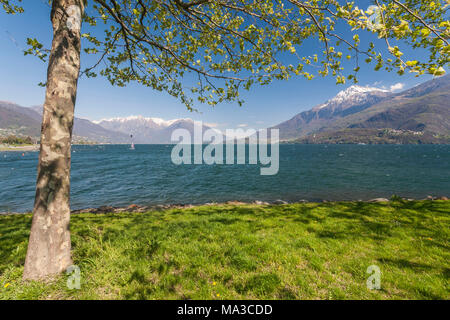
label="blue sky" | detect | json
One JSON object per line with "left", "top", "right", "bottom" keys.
{"left": 0, "top": 1, "right": 439, "bottom": 130}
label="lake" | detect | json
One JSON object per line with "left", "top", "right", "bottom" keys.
{"left": 0, "top": 144, "right": 449, "bottom": 212}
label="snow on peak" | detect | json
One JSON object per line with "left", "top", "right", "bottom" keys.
{"left": 313, "top": 85, "right": 388, "bottom": 110}
{"left": 94, "top": 115, "right": 192, "bottom": 127}
{"left": 331, "top": 85, "right": 388, "bottom": 102}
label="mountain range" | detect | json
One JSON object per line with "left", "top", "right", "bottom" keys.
{"left": 0, "top": 102, "right": 211, "bottom": 144}
{"left": 1, "top": 75, "right": 449, "bottom": 144}
{"left": 94, "top": 116, "right": 212, "bottom": 144}
{"left": 0, "top": 102, "right": 131, "bottom": 143}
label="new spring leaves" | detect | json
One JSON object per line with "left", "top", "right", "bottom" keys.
{"left": 74, "top": 1, "right": 448, "bottom": 109}
{"left": 17, "top": 1, "right": 450, "bottom": 110}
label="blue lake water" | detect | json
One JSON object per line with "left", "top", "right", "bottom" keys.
{"left": 0, "top": 144, "right": 449, "bottom": 212}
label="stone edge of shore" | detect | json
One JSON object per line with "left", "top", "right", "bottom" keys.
{"left": 1, "top": 196, "right": 448, "bottom": 215}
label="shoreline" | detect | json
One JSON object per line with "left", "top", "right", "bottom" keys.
{"left": 1, "top": 196, "right": 448, "bottom": 215}
{"left": 0, "top": 145, "right": 39, "bottom": 152}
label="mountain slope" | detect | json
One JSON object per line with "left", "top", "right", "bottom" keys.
{"left": 0, "top": 101, "right": 41, "bottom": 136}
{"left": 273, "top": 85, "right": 391, "bottom": 139}
{"left": 295, "top": 128, "right": 449, "bottom": 144}
{"left": 31, "top": 105, "right": 131, "bottom": 143}
{"left": 348, "top": 76, "right": 450, "bottom": 134}
{"left": 0, "top": 103, "right": 130, "bottom": 143}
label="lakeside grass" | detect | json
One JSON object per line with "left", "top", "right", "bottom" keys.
{"left": 0, "top": 200, "right": 448, "bottom": 300}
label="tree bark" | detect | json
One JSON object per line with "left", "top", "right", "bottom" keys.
{"left": 23, "top": 0, "right": 84, "bottom": 280}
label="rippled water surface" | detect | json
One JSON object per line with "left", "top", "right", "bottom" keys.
{"left": 1, "top": 144, "right": 449, "bottom": 212}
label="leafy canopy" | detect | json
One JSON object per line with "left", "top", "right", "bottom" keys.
{"left": 3, "top": 0, "right": 449, "bottom": 110}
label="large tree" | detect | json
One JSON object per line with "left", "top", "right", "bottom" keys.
{"left": 1, "top": 0, "right": 448, "bottom": 280}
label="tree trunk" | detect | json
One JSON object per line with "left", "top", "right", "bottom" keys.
{"left": 23, "top": 0, "right": 84, "bottom": 280}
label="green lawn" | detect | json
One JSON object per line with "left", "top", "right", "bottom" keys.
{"left": 0, "top": 200, "right": 449, "bottom": 300}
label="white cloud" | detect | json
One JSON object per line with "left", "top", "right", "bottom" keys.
{"left": 238, "top": 123, "right": 248, "bottom": 127}
{"left": 390, "top": 82, "right": 405, "bottom": 92}
{"left": 204, "top": 122, "right": 219, "bottom": 128}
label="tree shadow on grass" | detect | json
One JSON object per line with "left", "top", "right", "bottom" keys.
{"left": 235, "top": 273, "right": 281, "bottom": 298}
{"left": 208, "top": 217, "right": 243, "bottom": 225}
{"left": 377, "top": 257, "right": 434, "bottom": 271}
{"left": 123, "top": 269, "right": 155, "bottom": 300}
{"left": 391, "top": 200, "right": 449, "bottom": 215}
{"left": 443, "top": 268, "right": 450, "bottom": 280}
{"left": 0, "top": 215, "right": 32, "bottom": 272}
{"left": 118, "top": 201, "right": 447, "bottom": 247}
{"left": 316, "top": 201, "right": 447, "bottom": 241}
{"left": 67, "top": 200, "right": 448, "bottom": 300}
{"left": 316, "top": 230, "right": 352, "bottom": 239}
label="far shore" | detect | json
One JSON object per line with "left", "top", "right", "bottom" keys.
{"left": 0, "top": 144, "right": 39, "bottom": 152}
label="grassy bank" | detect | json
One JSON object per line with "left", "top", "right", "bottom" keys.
{"left": 0, "top": 200, "right": 448, "bottom": 300}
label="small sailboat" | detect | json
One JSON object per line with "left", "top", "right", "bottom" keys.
{"left": 130, "top": 134, "right": 135, "bottom": 150}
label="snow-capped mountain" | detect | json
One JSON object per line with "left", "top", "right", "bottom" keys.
{"left": 95, "top": 116, "right": 212, "bottom": 144}
{"left": 94, "top": 115, "right": 185, "bottom": 129}
{"left": 273, "top": 85, "right": 391, "bottom": 139}
{"left": 312, "top": 85, "right": 389, "bottom": 111}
